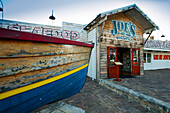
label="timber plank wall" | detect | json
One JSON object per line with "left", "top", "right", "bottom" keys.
{"left": 99, "top": 13, "right": 144, "bottom": 79}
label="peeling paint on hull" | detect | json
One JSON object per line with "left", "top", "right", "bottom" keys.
{"left": 0, "top": 28, "right": 93, "bottom": 113}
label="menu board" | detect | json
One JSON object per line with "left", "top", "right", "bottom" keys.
{"left": 114, "top": 62, "right": 123, "bottom": 65}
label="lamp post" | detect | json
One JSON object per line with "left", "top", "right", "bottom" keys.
{"left": 49, "top": 10, "right": 55, "bottom": 25}
{"left": 49, "top": 10, "right": 55, "bottom": 20}
{"left": 0, "top": 0, "right": 3, "bottom": 19}
{"left": 158, "top": 31, "right": 165, "bottom": 40}
{"left": 161, "top": 34, "right": 165, "bottom": 37}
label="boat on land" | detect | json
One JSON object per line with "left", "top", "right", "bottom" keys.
{"left": 0, "top": 27, "right": 93, "bottom": 113}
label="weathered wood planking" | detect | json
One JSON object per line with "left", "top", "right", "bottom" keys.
{"left": 0, "top": 53, "right": 90, "bottom": 77}
{"left": 0, "top": 39, "right": 90, "bottom": 58}
{"left": 0, "top": 37, "right": 91, "bottom": 92}
{"left": 98, "top": 12, "right": 144, "bottom": 78}
{"left": 0, "top": 39, "right": 91, "bottom": 77}
{"left": 0, "top": 27, "right": 93, "bottom": 113}
{"left": 0, "top": 60, "right": 88, "bottom": 93}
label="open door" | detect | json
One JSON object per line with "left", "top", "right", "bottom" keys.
{"left": 108, "top": 47, "right": 117, "bottom": 78}
{"left": 132, "top": 48, "right": 140, "bottom": 75}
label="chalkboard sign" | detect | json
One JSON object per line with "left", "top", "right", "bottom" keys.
{"left": 114, "top": 62, "right": 123, "bottom": 65}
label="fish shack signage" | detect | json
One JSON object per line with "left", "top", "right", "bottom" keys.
{"left": 0, "top": 21, "right": 80, "bottom": 40}
{"left": 110, "top": 20, "right": 136, "bottom": 41}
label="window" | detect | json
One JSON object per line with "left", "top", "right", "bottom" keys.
{"left": 109, "top": 48, "right": 116, "bottom": 66}
{"left": 147, "top": 53, "right": 151, "bottom": 63}
{"left": 143, "top": 53, "right": 146, "bottom": 63}
{"left": 143, "top": 53, "right": 152, "bottom": 63}
{"left": 133, "top": 50, "right": 139, "bottom": 65}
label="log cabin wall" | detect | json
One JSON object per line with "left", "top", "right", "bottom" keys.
{"left": 98, "top": 12, "right": 144, "bottom": 79}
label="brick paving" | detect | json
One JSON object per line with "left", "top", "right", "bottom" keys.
{"left": 35, "top": 69, "right": 169, "bottom": 113}
{"left": 62, "top": 77, "right": 152, "bottom": 113}
{"left": 111, "top": 69, "right": 170, "bottom": 103}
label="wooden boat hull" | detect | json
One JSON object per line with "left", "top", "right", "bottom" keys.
{"left": 0, "top": 28, "right": 93, "bottom": 113}
{"left": 0, "top": 64, "right": 88, "bottom": 113}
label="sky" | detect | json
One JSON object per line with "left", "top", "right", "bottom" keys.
{"left": 1, "top": 0, "right": 170, "bottom": 41}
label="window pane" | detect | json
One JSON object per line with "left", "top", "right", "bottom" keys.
{"left": 143, "top": 53, "right": 146, "bottom": 63}
{"left": 133, "top": 50, "right": 139, "bottom": 65}
{"left": 147, "top": 53, "right": 151, "bottom": 63}
{"left": 110, "top": 48, "right": 116, "bottom": 66}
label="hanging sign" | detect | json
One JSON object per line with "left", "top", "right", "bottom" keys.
{"left": 110, "top": 20, "right": 136, "bottom": 41}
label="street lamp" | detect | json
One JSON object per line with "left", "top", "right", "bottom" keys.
{"left": 0, "top": 0, "right": 3, "bottom": 19}
{"left": 49, "top": 10, "right": 55, "bottom": 20}
{"left": 0, "top": 7, "right": 2, "bottom": 11}
{"left": 161, "top": 34, "right": 165, "bottom": 37}
{"left": 158, "top": 31, "right": 165, "bottom": 38}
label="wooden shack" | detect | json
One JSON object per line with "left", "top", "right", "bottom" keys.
{"left": 84, "top": 4, "right": 159, "bottom": 79}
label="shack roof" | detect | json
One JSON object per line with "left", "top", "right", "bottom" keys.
{"left": 84, "top": 4, "right": 159, "bottom": 33}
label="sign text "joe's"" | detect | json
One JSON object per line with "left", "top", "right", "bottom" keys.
{"left": 111, "top": 20, "right": 136, "bottom": 41}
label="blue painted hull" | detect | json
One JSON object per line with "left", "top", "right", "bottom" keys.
{"left": 0, "top": 66, "right": 88, "bottom": 113}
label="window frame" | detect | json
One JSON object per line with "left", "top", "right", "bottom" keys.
{"left": 144, "top": 52, "right": 152, "bottom": 63}
{"left": 147, "top": 53, "right": 151, "bottom": 63}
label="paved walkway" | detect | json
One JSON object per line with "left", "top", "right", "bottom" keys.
{"left": 32, "top": 101, "right": 85, "bottom": 113}
{"left": 34, "top": 69, "right": 170, "bottom": 113}
{"left": 62, "top": 77, "right": 152, "bottom": 113}
{"left": 112, "top": 69, "right": 170, "bottom": 103}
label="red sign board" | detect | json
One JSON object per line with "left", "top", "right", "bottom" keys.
{"left": 153, "top": 55, "right": 170, "bottom": 60}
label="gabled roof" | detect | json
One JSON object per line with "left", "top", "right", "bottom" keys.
{"left": 84, "top": 4, "right": 159, "bottom": 32}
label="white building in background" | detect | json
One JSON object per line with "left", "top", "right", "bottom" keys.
{"left": 0, "top": 19, "right": 86, "bottom": 42}
{"left": 144, "top": 39, "right": 170, "bottom": 70}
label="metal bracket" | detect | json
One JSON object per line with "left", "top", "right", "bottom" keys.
{"left": 143, "top": 29, "right": 154, "bottom": 45}
{"left": 98, "top": 15, "right": 107, "bottom": 42}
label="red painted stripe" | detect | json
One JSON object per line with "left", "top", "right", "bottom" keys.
{"left": 0, "top": 28, "right": 94, "bottom": 47}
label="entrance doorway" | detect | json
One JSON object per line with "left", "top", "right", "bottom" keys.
{"left": 117, "top": 48, "right": 131, "bottom": 75}
{"left": 108, "top": 47, "right": 140, "bottom": 78}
